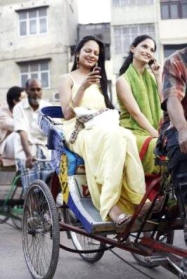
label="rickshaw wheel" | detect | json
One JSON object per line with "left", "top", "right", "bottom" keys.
{"left": 0, "top": 175, "right": 22, "bottom": 225}
{"left": 11, "top": 182, "right": 24, "bottom": 230}
{"left": 22, "top": 180, "right": 60, "bottom": 279}
{"left": 179, "top": 258, "right": 187, "bottom": 279}
{"left": 65, "top": 208, "right": 105, "bottom": 263}
{"left": 131, "top": 230, "right": 174, "bottom": 268}
{"left": 0, "top": 207, "right": 9, "bottom": 223}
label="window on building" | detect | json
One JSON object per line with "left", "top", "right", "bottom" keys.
{"left": 112, "top": 0, "right": 153, "bottom": 7}
{"left": 19, "top": 60, "right": 50, "bottom": 88}
{"left": 18, "top": 7, "right": 47, "bottom": 36}
{"left": 113, "top": 24, "right": 155, "bottom": 55}
{"left": 161, "top": 0, "right": 187, "bottom": 19}
{"left": 164, "top": 44, "right": 187, "bottom": 57}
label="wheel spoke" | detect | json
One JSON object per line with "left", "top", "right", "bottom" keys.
{"left": 65, "top": 209, "right": 105, "bottom": 263}
{"left": 22, "top": 181, "right": 59, "bottom": 279}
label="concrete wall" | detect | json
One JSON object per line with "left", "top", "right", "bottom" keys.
{"left": 112, "top": 3, "right": 156, "bottom": 25}
{"left": 0, "top": 0, "right": 78, "bottom": 104}
{"left": 111, "top": 1, "right": 159, "bottom": 74}
{"left": 159, "top": 19, "right": 187, "bottom": 44}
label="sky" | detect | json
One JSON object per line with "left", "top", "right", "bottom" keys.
{"left": 77, "top": 0, "right": 111, "bottom": 23}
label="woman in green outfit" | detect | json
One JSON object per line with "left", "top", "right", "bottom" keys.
{"left": 116, "top": 35, "right": 162, "bottom": 175}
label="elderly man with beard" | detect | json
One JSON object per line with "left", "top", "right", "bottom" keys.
{"left": 13, "top": 79, "right": 51, "bottom": 168}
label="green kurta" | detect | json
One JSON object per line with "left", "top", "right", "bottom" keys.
{"left": 118, "top": 64, "right": 162, "bottom": 174}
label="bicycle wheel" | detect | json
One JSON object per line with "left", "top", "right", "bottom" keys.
{"left": 0, "top": 175, "right": 20, "bottom": 224}
{"left": 11, "top": 182, "right": 24, "bottom": 230}
{"left": 131, "top": 230, "right": 174, "bottom": 268}
{"left": 179, "top": 258, "right": 187, "bottom": 279}
{"left": 0, "top": 206, "right": 9, "bottom": 223}
{"left": 65, "top": 208, "right": 105, "bottom": 263}
{"left": 22, "top": 180, "right": 60, "bottom": 279}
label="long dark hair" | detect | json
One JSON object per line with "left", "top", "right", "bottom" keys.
{"left": 119, "top": 34, "right": 157, "bottom": 76}
{"left": 71, "top": 35, "right": 114, "bottom": 109}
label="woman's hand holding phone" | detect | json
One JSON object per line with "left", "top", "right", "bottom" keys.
{"left": 148, "top": 59, "right": 162, "bottom": 79}
{"left": 80, "top": 66, "right": 101, "bottom": 90}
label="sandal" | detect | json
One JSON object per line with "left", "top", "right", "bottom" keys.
{"left": 115, "top": 213, "right": 131, "bottom": 230}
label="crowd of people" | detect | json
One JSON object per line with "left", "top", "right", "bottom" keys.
{"left": 0, "top": 34, "right": 186, "bottom": 227}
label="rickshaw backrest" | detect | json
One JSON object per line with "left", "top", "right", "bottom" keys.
{"left": 41, "top": 106, "right": 64, "bottom": 118}
{"left": 39, "top": 106, "right": 84, "bottom": 175}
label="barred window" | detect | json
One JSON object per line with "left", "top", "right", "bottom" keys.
{"left": 112, "top": 0, "right": 154, "bottom": 7}
{"left": 113, "top": 24, "right": 155, "bottom": 55}
{"left": 18, "top": 7, "right": 47, "bottom": 36}
{"left": 19, "top": 60, "right": 50, "bottom": 88}
{"left": 161, "top": 0, "right": 187, "bottom": 19}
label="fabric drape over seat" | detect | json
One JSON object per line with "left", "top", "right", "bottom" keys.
{"left": 62, "top": 77, "right": 146, "bottom": 221}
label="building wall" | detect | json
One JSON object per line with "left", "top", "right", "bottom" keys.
{"left": 0, "top": 0, "right": 78, "bottom": 104}
{"left": 111, "top": 0, "right": 187, "bottom": 75}
{"left": 78, "top": 23, "right": 111, "bottom": 60}
{"left": 111, "top": 0, "right": 160, "bottom": 75}
{"left": 112, "top": 4, "right": 156, "bottom": 25}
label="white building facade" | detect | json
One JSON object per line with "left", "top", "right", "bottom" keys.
{"left": 0, "top": 0, "right": 78, "bottom": 103}
{"left": 111, "top": 0, "right": 187, "bottom": 75}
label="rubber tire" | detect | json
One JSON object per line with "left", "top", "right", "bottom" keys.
{"left": 131, "top": 230, "right": 174, "bottom": 268}
{"left": 0, "top": 176, "right": 20, "bottom": 224}
{"left": 0, "top": 208, "right": 9, "bottom": 224}
{"left": 65, "top": 208, "right": 105, "bottom": 263}
{"left": 10, "top": 183, "right": 24, "bottom": 230}
{"left": 22, "top": 180, "right": 60, "bottom": 279}
{"left": 179, "top": 258, "right": 187, "bottom": 278}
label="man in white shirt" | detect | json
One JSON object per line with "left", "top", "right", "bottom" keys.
{"left": 0, "top": 86, "right": 26, "bottom": 166}
{"left": 13, "top": 79, "right": 51, "bottom": 168}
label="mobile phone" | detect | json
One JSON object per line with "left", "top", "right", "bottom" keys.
{"left": 148, "top": 59, "right": 155, "bottom": 66}
{"left": 92, "top": 66, "right": 101, "bottom": 73}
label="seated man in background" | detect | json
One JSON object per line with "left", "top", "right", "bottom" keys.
{"left": 0, "top": 86, "right": 25, "bottom": 166}
{"left": 13, "top": 79, "right": 51, "bottom": 168}
{"left": 159, "top": 47, "right": 187, "bottom": 219}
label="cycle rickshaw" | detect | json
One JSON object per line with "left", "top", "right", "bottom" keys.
{"left": 0, "top": 164, "right": 24, "bottom": 229}
{"left": 22, "top": 106, "right": 187, "bottom": 279}
{"left": 0, "top": 151, "right": 54, "bottom": 229}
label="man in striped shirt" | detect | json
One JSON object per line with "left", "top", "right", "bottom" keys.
{"left": 160, "top": 47, "right": 187, "bottom": 224}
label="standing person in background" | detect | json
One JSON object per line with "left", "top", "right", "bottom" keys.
{"left": 59, "top": 35, "right": 156, "bottom": 228}
{"left": 13, "top": 79, "right": 51, "bottom": 168}
{"left": 116, "top": 34, "right": 162, "bottom": 175}
{"left": 0, "top": 86, "right": 26, "bottom": 166}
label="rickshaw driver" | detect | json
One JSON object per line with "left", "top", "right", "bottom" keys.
{"left": 159, "top": 48, "right": 187, "bottom": 238}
